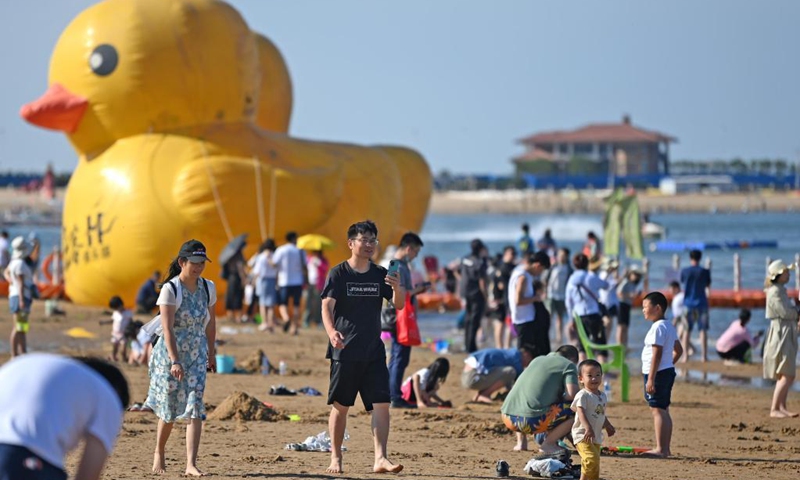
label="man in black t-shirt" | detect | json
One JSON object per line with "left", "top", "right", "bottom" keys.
{"left": 321, "top": 220, "right": 405, "bottom": 475}
{"left": 459, "top": 239, "right": 488, "bottom": 353}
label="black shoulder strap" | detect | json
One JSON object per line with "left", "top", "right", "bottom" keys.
{"left": 202, "top": 278, "right": 209, "bottom": 301}
{"left": 167, "top": 278, "right": 178, "bottom": 296}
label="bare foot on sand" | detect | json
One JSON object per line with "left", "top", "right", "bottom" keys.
{"left": 184, "top": 465, "right": 206, "bottom": 477}
{"left": 326, "top": 457, "right": 343, "bottom": 474}
{"left": 641, "top": 449, "right": 669, "bottom": 458}
{"left": 538, "top": 444, "right": 564, "bottom": 455}
{"left": 772, "top": 409, "right": 799, "bottom": 418}
{"left": 152, "top": 452, "right": 166, "bottom": 474}
{"left": 373, "top": 457, "right": 403, "bottom": 474}
{"left": 513, "top": 444, "right": 528, "bottom": 451}
{"left": 472, "top": 393, "right": 494, "bottom": 404}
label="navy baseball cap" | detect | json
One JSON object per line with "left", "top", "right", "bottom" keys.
{"left": 178, "top": 239, "right": 211, "bottom": 263}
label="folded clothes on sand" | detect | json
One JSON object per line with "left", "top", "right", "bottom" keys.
{"left": 269, "top": 385, "right": 297, "bottom": 396}
{"left": 523, "top": 458, "right": 570, "bottom": 478}
{"left": 297, "top": 386, "right": 322, "bottom": 396}
{"left": 285, "top": 430, "right": 349, "bottom": 452}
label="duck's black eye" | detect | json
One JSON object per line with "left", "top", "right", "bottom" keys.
{"left": 89, "top": 44, "right": 118, "bottom": 76}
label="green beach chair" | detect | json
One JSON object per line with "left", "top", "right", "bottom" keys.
{"left": 573, "top": 312, "right": 630, "bottom": 402}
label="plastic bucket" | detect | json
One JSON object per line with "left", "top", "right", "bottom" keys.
{"left": 216, "top": 354, "right": 235, "bottom": 374}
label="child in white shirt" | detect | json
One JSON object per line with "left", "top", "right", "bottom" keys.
{"left": 400, "top": 358, "right": 452, "bottom": 408}
{"left": 641, "top": 291, "right": 683, "bottom": 458}
{"left": 571, "top": 359, "right": 615, "bottom": 480}
{"left": 102, "top": 296, "right": 132, "bottom": 362}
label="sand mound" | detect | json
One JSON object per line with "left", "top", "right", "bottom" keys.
{"left": 206, "top": 391, "right": 283, "bottom": 422}
{"left": 236, "top": 349, "right": 266, "bottom": 374}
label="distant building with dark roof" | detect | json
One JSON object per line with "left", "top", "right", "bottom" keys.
{"left": 513, "top": 115, "right": 677, "bottom": 178}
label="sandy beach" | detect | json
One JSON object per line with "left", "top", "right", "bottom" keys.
{"left": 1, "top": 300, "right": 799, "bottom": 479}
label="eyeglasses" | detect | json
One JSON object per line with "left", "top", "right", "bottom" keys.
{"left": 352, "top": 237, "right": 379, "bottom": 246}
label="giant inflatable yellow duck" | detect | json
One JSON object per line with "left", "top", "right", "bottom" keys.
{"left": 21, "top": 0, "right": 432, "bottom": 306}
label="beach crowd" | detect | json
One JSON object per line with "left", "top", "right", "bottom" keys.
{"left": 0, "top": 220, "right": 798, "bottom": 479}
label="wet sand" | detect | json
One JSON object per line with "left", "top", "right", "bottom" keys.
{"left": 1, "top": 300, "right": 800, "bottom": 479}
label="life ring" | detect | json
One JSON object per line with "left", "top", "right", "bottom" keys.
{"left": 40, "top": 252, "right": 62, "bottom": 285}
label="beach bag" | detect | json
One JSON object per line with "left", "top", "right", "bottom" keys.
{"left": 578, "top": 282, "right": 608, "bottom": 317}
{"left": 396, "top": 293, "right": 421, "bottom": 346}
{"left": 141, "top": 278, "right": 212, "bottom": 337}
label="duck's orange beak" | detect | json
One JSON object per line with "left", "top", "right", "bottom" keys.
{"left": 20, "top": 83, "right": 88, "bottom": 133}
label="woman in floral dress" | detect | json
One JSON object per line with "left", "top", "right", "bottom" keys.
{"left": 145, "top": 240, "right": 217, "bottom": 476}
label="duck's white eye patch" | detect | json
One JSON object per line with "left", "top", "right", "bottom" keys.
{"left": 89, "top": 44, "right": 118, "bottom": 76}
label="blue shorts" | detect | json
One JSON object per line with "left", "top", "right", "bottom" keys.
{"left": 279, "top": 285, "right": 303, "bottom": 306}
{"left": 9, "top": 296, "right": 32, "bottom": 315}
{"left": 0, "top": 444, "right": 66, "bottom": 480}
{"left": 686, "top": 307, "right": 709, "bottom": 332}
{"left": 643, "top": 367, "right": 676, "bottom": 410}
{"left": 257, "top": 277, "right": 278, "bottom": 307}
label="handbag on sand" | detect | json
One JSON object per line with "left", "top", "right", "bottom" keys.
{"left": 396, "top": 293, "right": 421, "bottom": 347}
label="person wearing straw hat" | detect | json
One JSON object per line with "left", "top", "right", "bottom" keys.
{"left": 3, "top": 237, "right": 35, "bottom": 357}
{"left": 762, "top": 259, "right": 799, "bottom": 418}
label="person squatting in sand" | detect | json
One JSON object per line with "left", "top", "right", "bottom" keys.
{"left": 501, "top": 345, "right": 580, "bottom": 454}
{"left": 401, "top": 357, "right": 452, "bottom": 409}
{"left": 321, "top": 220, "right": 405, "bottom": 474}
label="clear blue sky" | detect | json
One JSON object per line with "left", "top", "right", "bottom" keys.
{"left": 1, "top": 0, "right": 798, "bottom": 175}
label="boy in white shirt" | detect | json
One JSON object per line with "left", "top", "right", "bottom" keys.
{"left": 641, "top": 291, "right": 684, "bottom": 458}
{"left": 571, "top": 359, "right": 615, "bottom": 480}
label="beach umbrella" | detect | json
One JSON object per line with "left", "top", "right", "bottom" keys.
{"left": 218, "top": 233, "right": 248, "bottom": 264}
{"left": 297, "top": 233, "right": 334, "bottom": 251}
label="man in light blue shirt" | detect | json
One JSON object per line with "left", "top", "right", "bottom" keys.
{"left": 546, "top": 248, "right": 572, "bottom": 344}
{"left": 565, "top": 253, "right": 609, "bottom": 361}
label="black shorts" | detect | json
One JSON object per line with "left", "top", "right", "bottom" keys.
{"left": 514, "top": 320, "right": 536, "bottom": 349}
{"left": 279, "top": 285, "right": 303, "bottom": 306}
{"left": 618, "top": 302, "right": 631, "bottom": 326}
{"left": 328, "top": 359, "right": 390, "bottom": 411}
{"left": 643, "top": 367, "right": 676, "bottom": 410}
{"left": 0, "top": 444, "right": 66, "bottom": 480}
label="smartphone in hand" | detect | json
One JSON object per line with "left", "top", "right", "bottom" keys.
{"left": 387, "top": 260, "right": 400, "bottom": 276}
